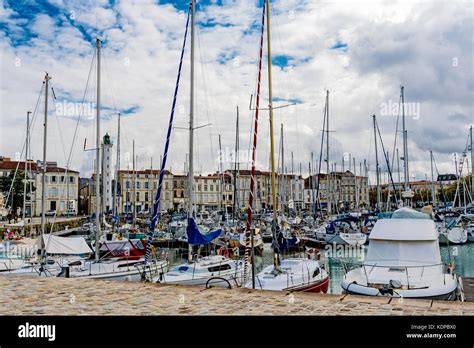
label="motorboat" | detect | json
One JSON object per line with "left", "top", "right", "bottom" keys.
{"left": 341, "top": 208, "right": 462, "bottom": 300}
{"left": 436, "top": 215, "right": 468, "bottom": 245}
{"left": 315, "top": 216, "right": 367, "bottom": 246}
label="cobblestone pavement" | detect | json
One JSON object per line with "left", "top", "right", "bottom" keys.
{"left": 1, "top": 275, "right": 473, "bottom": 315}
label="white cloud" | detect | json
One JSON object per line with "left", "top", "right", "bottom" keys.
{"left": 0, "top": 0, "right": 472, "bottom": 184}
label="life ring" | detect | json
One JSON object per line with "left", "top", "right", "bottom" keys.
{"left": 307, "top": 248, "right": 320, "bottom": 261}
{"left": 218, "top": 247, "right": 229, "bottom": 258}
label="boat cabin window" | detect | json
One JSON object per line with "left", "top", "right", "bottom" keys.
{"left": 312, "top": 268, "right": 320, "bottom": 278}
{"left": 178, "top": 266, "right": 189, "bottom": 272}
{"left": 208, "top": 264, "right": 231, "bottom": 272}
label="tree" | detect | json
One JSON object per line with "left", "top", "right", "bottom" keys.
{"left": 0, "top": 170, "right": 36, "bottom": 220}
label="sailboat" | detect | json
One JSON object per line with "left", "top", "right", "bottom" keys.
{"left": 148, "top": 0, "right": 244, "bottom": 287}
{"left": 243, "top": 0, "right": 329, "bottom": 293}
{"left": 11, "top": 43, "right": 167, "bottom": 281}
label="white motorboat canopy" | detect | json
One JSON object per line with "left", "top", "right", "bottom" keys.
{"left": 367, "top": 219, "right": 441, "bottom": 266}
{"left": 369, "top": 218, "right": 438, "bottom": 241}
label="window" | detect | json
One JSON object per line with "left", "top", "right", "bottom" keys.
{"left": 198, "top": 185, "right": 201, "bottom": 191}
{"left": 137, "top": 182, "right": 141, "bottom": 189}
{"left": 136, "top": 192, "right": 140, "bottom": 201}
{"left": 126, "top": 192, "right": 130, "bottom": 201}
{"left": 145, "top": 182, "right": 149, "bottom": 189}
{"left": 154, "top": 182, "right": 157, "bottom": 189}
{"left": 208, "top": 264, "right": 231, "bottom": 272}
{"left": 165, "top": 182, "right": 168, "bottom": 190}
{"left": 145, "top": 192, "right": 149, "bottom": 202}
{"left": 51, "top": 187, "right": 58, "bottom": 197}
{"left": 51, "top": 176, "right": 57, "bottom": 183}
{"left": 61, "top": 176, "right": 65, "bottom": 182}
{"left": 210, "top": 185, "right": 214, "bottom": 191}
{"left": 126, "top": 181, "right": 130, "bottom": 189}
{"left": 69, "top": 176, "right": 74, "bottom": 183}
{"left": 204, "top": 185, "right": 208, "bottom": 191}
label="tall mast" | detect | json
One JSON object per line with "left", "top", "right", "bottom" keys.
{"left": 233, "top": 106, "right": 239, "bottom": 222}
{"left": 325, "top": 90, "right": 331, "bottom": 215}
{"left": 291, "top": 151, "right": 295, "bottom": 212}
{"left": 149, "top": 156, "right": 152, "bottom": 218}
{"left": 430, "top": 150, "right": 436, "bottom": 207}
{"left": 132, "top": 139, "right": 136, "bottom": 227}
{"left": 471, "top": 125, "right": 474, "bottom": 201}
{"left": 94, "top": 38, "right": 101, "bottom": 262}
{"left": 41, "top": 74, "right": 50, "bottom": 258}
{"left": 266, "top": 0, "right": 277, "bottom": 224}
{"left": 280, "top": 123, "right": 284, "bottom": 213}
{"left": 23, "top": 111, "right": 31, "bottom": 228}
{"left": 354, "top": 157, "right": 358, "bottom": 209}
{"left": 265, "top": 0, "right": 280, "bottom": 272}
{"left": 113, "top": 113, "right": 120, "bottom": 221}
{"left": 187, "top": 0, "right": 195, "bottom": 262}
{"left": 311, "top": 151, "right": 315, "bottom": 216}
{"left": 373, "top": 115, "right": 381, "bottom": 211}
{"left": 218, "top": 134, "right": 224, "bottom": 216}
{"left": 244, "top": 1, "right": 265, "bottom": 287}
{"left": 396, "top": 148, "right": 401, "bottom": 204}
{"left": 401, "top": 86, "right": 409, "bottom": 192}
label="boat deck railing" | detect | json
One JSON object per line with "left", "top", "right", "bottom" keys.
{"left": 340, "top": 259, "right": 454, "bottom": 289}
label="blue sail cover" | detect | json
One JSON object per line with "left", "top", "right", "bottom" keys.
{"left": 272, "top": 224, "right": 298, "bottom": 252}
{"left": 186, "top": 218, "right": 222, "bottom": 245}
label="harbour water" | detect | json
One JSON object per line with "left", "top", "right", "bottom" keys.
{"left": 166, "top": 243, "right": 474, "bottom": 294}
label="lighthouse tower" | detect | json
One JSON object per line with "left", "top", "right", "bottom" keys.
{"left": 102, "top": 133, "right": 113, "bottom": 213}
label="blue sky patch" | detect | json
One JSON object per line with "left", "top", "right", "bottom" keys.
{"left": 331, "top": 40, "right": 348, "bottom": 51}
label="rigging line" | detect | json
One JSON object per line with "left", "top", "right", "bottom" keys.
{"left": 196, "top": 24, "right": 215, "bottom": 173}
{"left": 65, "top": 49, "right": 96, "bottom": 170}
{"left": 4, "top": 81, "right": 45, "bottom": 206}
{"left": 271, "top": 4, "right": 301, "bottom": 160}
{"left": 390, "top": 93, "right": 402, "bottom": 172}
{"left": 26, "top": 82, "right": 45, "bottom": 156}
{"left": 376, "top": 118, "right": 399, "bottom": 205}
{"left": 101, "top": 52, "right": 119, "bottom": 112}
{"left": 28, "top": 83, "right": 46, "bottom": 157}
{"left": 144, "top": 2, "right": 191, "bottom": 267}
{"left": 49, "top": 82, "right": 68, "bottom": 165}
{"left": 315, "top": 101, "right": 327, "bottom": 215}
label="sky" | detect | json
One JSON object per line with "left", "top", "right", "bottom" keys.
{"left": 0, "top": 0, "right": 472, "bottom": 185}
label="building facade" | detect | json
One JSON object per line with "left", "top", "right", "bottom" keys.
{"left": 0, "top": 157, "right": 79, "bottom": 216}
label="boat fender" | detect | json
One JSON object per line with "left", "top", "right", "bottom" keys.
{"left": 218, "top": 247, "right": 229, "bottom": 258}
{"left": 150, "top": 245, "right": 156, "bottom": 256}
